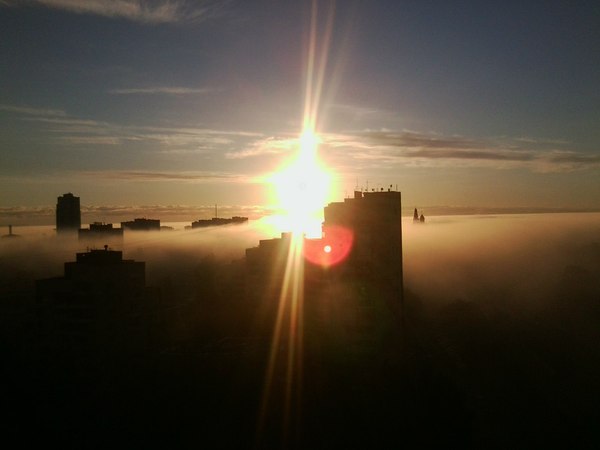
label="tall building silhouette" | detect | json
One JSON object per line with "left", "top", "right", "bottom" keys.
{"left": 322, "top": 189, "right": 403, "bottom": 302}
{"left": 245, "top": 189, "right": 404, "bottom": 305}
{"left": 56, "top": 193, "right": 81, "bottom": 233}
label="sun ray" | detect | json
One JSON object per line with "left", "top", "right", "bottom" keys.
{"left": 257, "top": 1, "right": 337, "bottom": 445}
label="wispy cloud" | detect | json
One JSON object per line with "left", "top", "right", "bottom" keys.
{"left": 226, "top": 136, "right": 296, "bottom": 159}
{"left": 221, "top": 129, "right": 599, "bottom": 173}
{"left": 16, "top": 109, "right": 600, "bottom": 174}
{"left": 108, "top": 86, "right": 219, "bottom": 95}
{"left": 0, "top": 169, "right": 251, "bottom": 185}
{"left": 0, "top": 104, "right": 66, "bottom": 117}
{"left": 59, "top": 136, "right": 122, "bottom": 145}
{"left": 93, "top": 170, "right": 241, "bottom": 182}
{"left": 546, "top": 152, "right": 600, "bottom": 164}
{"left": 24, "top": 117, "right": 107, "bottom": 127}
{"left": 23, "top": 115, "right": 261, "bottom": 153}
{"left": 4, "top": 0, "right": 223, "bottom": 24}
{"left": 318, "top": 130, "right": 599, "bottom": 173}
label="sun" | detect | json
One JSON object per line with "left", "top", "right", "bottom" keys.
{"left": 269, "top": 129, "right": 331, "bottom": 236}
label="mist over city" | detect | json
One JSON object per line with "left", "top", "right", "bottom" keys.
{"left": 1, "top": 0, "right": 599, "bottom": 448}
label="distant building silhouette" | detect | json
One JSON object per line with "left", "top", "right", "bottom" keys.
{"left": 190, "top": 204, "right": 249, "bottom": 229}
{"left": 56, "top": 193, "right": 80, "bottom": 233}
{"left": 78, "top": 222, "right": 123, "bottom": 242}
{"left": 191, "top": 216, "right": 248, "bottom": 228}
{"left": 121, "top": 218, "right": 160, "bottom": 231}
{"left": 413, "top": 208, "right": 425, "bottom": 223}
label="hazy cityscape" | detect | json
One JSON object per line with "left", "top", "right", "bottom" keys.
{"left": 2, "top": 191, "right": 599, "bottom": 447}
{"left": 2, "top": 1, "right": 599, "bottom": 448}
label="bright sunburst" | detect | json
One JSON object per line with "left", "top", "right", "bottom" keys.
{"left": 269, "top": 129, "right": 331, "bottom": 237}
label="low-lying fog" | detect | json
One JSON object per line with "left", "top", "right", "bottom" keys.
{"left": 1, "top": 213, "right": 599, "bottom": 309}
{"left": 404, "top": 212, "right": 600, "bottom": 309}
{"left": 2, "top": 213, "right": 599, "bottom": 447}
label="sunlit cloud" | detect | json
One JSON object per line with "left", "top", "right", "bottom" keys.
{"left": 3, "top": 0, "right": 224, "bottom": 24}
{"left": 13, "top": 109, "right": 600, "bottom": 175}
{"left": 108, "top": 86, "right": 219, "bottom": 95}
{"left": 135, "top": 126, "right": 260, "bottom": 138}
{"left": 137, "top": 134, "right": 233, "bottom": 149}
{"left": 0, "top": 104, "right": 66, "bottom": 117}
{"left": 226, "top": 136, "right": 296, "bottom": 159}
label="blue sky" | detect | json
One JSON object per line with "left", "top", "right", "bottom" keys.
{"left": 1, "top": 0, "right": 599, "bottom": 218}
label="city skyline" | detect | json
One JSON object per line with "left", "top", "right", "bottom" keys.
{"left": 1, "top": 0, "right": 599, "bottom": 218}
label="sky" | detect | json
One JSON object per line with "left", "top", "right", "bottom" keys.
{"left": 1, "top": 0, "right": 599, "bottom": 223}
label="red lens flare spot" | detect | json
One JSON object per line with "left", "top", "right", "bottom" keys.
{"left": 304, "top": 225, "right": 353, "bottom": 267}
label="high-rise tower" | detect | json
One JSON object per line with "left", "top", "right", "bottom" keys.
{"left": 323, "top": 189, "right": 403, "bottom": 303}
{"left": 56, "top": 193, "right": 81, "bottom": 233}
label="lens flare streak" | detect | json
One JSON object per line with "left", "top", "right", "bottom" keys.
{"left": 257, "top": 233, "right": 305, "bottom": 442}
{"left": 258, "top": 0, "right": 338, "bottom": 445}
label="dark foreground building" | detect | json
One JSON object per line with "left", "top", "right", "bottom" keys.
{"left": 6, "top": 189, "right": 595, "bottom": 449}
{"left": 241, "top": 189, "right": 406, "bottom": 447}
{"left": 36, "top": 247, "right": 151, "bottom": 358}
